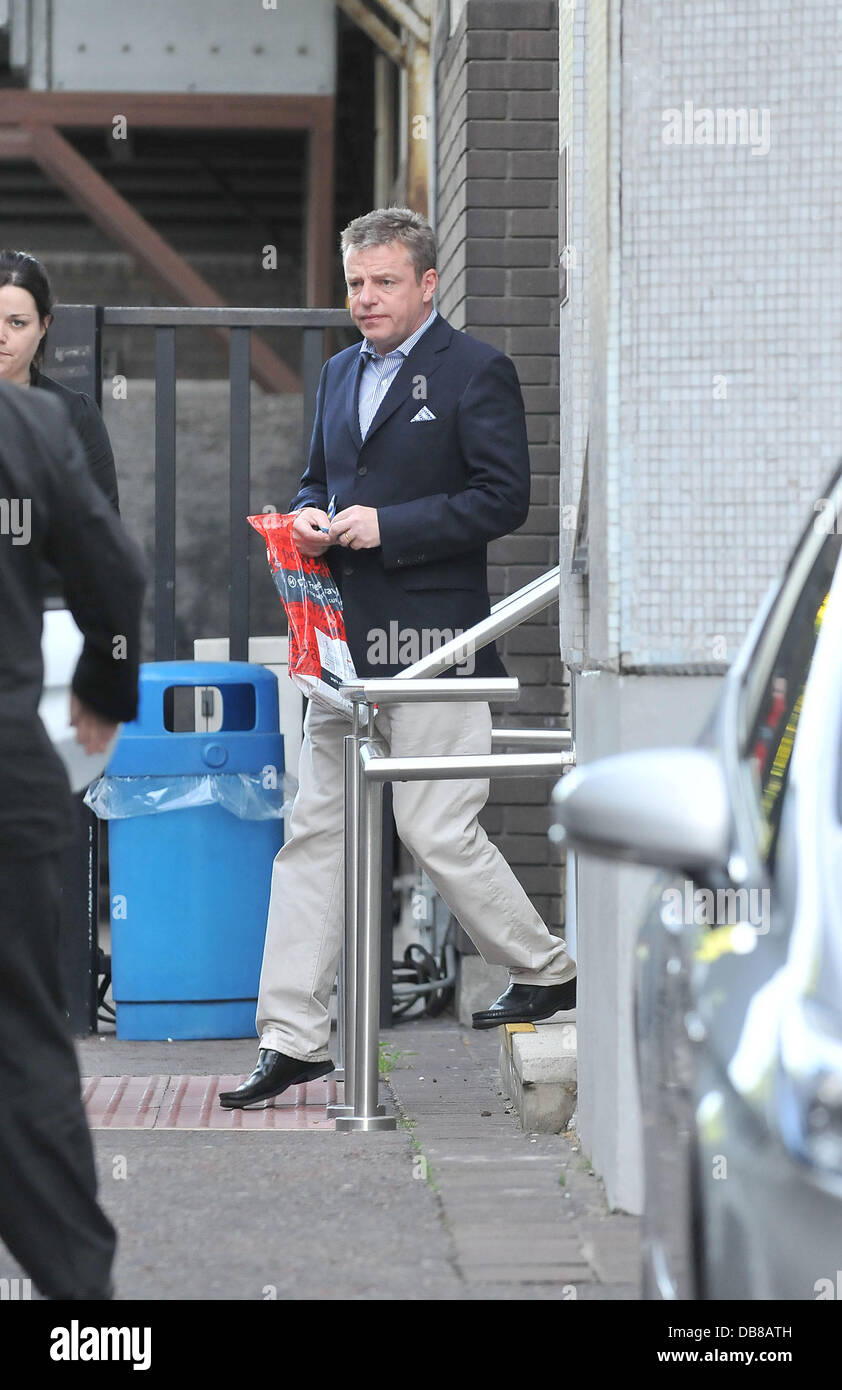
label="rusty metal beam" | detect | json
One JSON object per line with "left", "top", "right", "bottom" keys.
{"left": 0, "top": 91, "right": 333, "bottom": 130}
{"left": 335, "top": 0, "right": 406, "bottom": 64}
{"left": 21, "top": 124, "right": 299, "bottom": 395}
{"left": 406, "top": 35, "right": 430, "bottom": 215}
{"left": 376, "top": 0, "right": 430, "bottom": 45}
{"left": 333, "top": 1, "right": 429, "bottom": 217}
{"left": 0, "top": 93, "right": 341, "bottom": 377}
{"left": 373, "top": 53, "right": 398, "bottom": 206}
{"left": 0, "top": 126, "right": 34, "bottom": 159}
{"left": 306, "top": 105, "right": 336, "bottom": 308}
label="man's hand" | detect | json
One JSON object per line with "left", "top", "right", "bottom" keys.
{"left": 329, "top": 505, "right": 381, "bottom": 551}
{"left": 70, "top": 694, "right": 119, "bottom": 755}
{"left": 292, "top": 507, "right": 333, "bottom": 557}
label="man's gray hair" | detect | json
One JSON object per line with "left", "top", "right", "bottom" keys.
{"left": 340, "top": 207, "right": 437, "bottom": 281}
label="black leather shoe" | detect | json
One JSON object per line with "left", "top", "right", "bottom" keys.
{"left": 472, "top": 979, "right": 577, "bottom": 1030}
{"left": 218, "top": 1049, "right": 334, "bottom": 1108}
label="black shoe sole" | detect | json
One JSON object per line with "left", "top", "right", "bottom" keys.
{"left": 472, "top": 985, "right": 577, "bottom": 1030}
{"left": 218, "top": 1060, "right": 334, "bottom": 1109}
{"left": 472, "top": 1010, "right": 568, "bottom": 1030}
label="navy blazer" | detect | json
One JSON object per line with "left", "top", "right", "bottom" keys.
{"left": 291, "top": 314, "right": 531, "bottom": 679}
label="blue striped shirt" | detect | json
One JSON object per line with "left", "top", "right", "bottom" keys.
{"left": 357, "top": 309, "right": 438, "bottom": 439}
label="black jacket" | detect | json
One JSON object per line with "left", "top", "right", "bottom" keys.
{"left": 0, "top": 382, "right": 145, "bottom": 860}
{"left": 32, "top": 370, "right": 119, "bottom": 511}
{"left": 32, "top": 371, "right": 120, "bottom": 602}
{"left": 292, "top": 315, "right": 531, "bottom": 678}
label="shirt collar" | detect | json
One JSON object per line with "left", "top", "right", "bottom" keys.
{"left": 359, "top": 307, "right": 438, "bottom": 360}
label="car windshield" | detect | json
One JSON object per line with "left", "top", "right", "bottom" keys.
{"left": 740, "top": 523, "right": 842, "bottom": 860}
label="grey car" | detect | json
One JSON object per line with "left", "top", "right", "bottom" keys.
{"left": 552, "top": 465, "right": 842, "bottom": 1300}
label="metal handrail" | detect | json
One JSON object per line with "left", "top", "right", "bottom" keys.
{"left": 492, "top": 729, "right": 572, "bottom": 747}
{"left": 490, "top": 564, "right": 561, "bottom": 613}
{"left": 332, "top": 567, "right": 576, "bottom": 1134}
{"left": 392, "top": 565, "right": 561, "bottom": 681}
{"left": 343, "top": 677, "right": 520, "bottom": 704}
{"left": 360, "top": 745, "right": 574, "bottom": 782}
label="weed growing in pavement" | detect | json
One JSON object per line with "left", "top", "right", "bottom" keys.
{"left": 378, "top": 1042, "right": 416, "bottom": 1074}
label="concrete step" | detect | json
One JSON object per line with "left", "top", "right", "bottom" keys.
{"left": 498, "top": 1015, "right": 577, "bottom": 1134}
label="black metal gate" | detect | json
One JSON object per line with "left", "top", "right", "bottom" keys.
{"left": 45, "top": 303, "right": 349, "bottom": 1033}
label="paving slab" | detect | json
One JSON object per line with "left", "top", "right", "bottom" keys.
{"left": 382, "top": 1018, "right": 641, "bottom": 1299}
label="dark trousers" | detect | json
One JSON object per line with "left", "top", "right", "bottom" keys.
{"left": 0, "top": 855, "right": 115, "bottom": 1298}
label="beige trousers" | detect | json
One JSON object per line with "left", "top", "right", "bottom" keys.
{"left": 256, "top": 699, "right": 574, "bottom": 1061}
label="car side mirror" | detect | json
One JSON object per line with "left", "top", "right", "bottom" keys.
{"left": 551, "top": 747, "right": 730, "bottom": 873}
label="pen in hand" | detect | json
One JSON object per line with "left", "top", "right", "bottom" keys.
{"left": 312, "top": 494, "right": 337, "bottom": 535}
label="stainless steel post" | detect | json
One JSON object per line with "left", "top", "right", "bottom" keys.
{"left": 334, "top": 938, "right": 344, "bottom": 1080}
{"left": 327, "top": 705, "right": 366, "bottom": 1117}
{"left": 336, "top": 727, "right": 395, "bottom": 1131}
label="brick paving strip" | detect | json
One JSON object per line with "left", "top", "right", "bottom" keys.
{"left": 82, "top": 1073, "right": 339, "bottom": 1130}
{"left": 380, "top": 1020, "right": 641, "bottom": 1300}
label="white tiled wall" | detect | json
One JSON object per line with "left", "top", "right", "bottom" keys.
{"left": 561, "top": 0, "right": 842, "bottom": 671}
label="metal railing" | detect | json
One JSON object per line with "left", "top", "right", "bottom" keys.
{"left": 43, "top": 302, "right": 354, "bottom": 1034}
{"left": 48, "top": 303, "right": 351, "bottom": 661}
{"left": 103, "top": 306, "right": 351, "bottom": 662}
{"left": 329, "top": 567, "right": 576, "bottom": 1133}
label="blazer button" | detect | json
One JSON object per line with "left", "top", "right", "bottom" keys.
{"left": 344, "top": 566, "right": 354, "bottom": 577}
{"left": 357, "top": 464, "right": 368, "bottom": 476}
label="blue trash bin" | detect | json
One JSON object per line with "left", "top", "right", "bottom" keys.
{"left": 95, "top": 661, "right": 286, "bottom": 1040}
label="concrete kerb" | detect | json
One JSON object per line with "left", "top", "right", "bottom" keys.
{"left": 498, "top": 1013, "right": 578, "bottom": 1133}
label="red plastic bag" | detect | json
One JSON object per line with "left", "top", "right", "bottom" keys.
{"left": 248, "top": 511, "right": 357, "bottom": 716}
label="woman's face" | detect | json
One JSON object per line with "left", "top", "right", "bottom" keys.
{"left": 0, "top": 284, "right": 50, "bottom": 386}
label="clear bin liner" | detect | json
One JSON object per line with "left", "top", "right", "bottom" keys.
{"left": 85, "top": 771, "right": 297, "bottom": 821}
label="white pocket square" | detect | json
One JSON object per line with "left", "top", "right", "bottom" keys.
{"left": 410, "top": 406, "right": 437, "bottom": 422}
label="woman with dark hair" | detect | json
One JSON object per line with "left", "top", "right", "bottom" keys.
{"left": 0, "top": 255, "right": 125, "bottom": 835}
{"left": 0, "top": 249, "right": 119, "bottom": 509}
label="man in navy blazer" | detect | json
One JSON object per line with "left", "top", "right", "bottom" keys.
{"left": 293, "top": 299, "right": 530, "bottom": 680}
{"left": 221, "top": 208, "right": 576, "bottom": 1109}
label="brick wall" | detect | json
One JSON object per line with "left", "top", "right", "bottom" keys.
{"left": 434, "top": 0, "right": 567, "bottom": 930}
